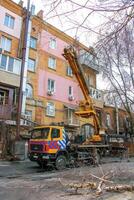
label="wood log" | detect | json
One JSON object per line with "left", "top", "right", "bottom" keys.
{"left": 105, "top": 185, "right": 134, "bottom": 192}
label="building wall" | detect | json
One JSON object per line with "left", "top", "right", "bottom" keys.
{"left": 0, "top": 5, "right": 22, "bottom": 39}
{"left": 103, "top": 105, "right": 130, "bottom": 134}
{"left": 38, "top": 70, "right": 79, "bottom": 104}
{"left": 0, "top": 0, "right": 22, "bottom": 76}
{"left": 40, "top": 30, "right": 68, "bottom": 60}
{"left": 24, "top": 14, "right": 104, "bottom": 126}
{"left": 0, "top": 0, "right": 22, "bottom": 123}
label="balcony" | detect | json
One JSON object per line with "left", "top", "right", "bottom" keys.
{"left": 89, "top": 87, "right": 104, "bottom": 108}
{"left": 63, "top": 105, "right": 79, "bottom": 126}
{"left": 79, "top": 50, "right": 99, "bottom": 72}
{"left": 0, "top": 54, "right": 21, "bottom": 87}
{"left": 0, "top": 104, "right": 13, "bottom": 120}
{"left": 64, "top": 116, "right": 79, "bottom": 127}
{"left": 20, "top": 114, "right": 33, "bottom": 126}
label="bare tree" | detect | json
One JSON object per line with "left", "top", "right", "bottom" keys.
{"left": 97, "top": 24, "right": 134, "bottom": 137}
{"left": 41, "top": 0, "right": 134, "bottom": 46}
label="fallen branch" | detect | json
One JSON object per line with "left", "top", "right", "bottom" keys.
{"left": 105, "top": 185, "right": 134, "bottom": 192}
{"left": 96, "top": 172, "right": 112, "bottom": 195}
{"left": 59, "top": 178, "right": 97, "bottom": 194}
{"left": 89, "top": 173, "right": 113, "bottom": 184}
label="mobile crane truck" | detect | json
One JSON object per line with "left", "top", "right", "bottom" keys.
{"left": 28, "top": 46, "right": 109, "bottom": 169}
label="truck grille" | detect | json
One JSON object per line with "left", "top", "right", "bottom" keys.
{"left": 30, "top": 144, "right": 43, "bottom": 151}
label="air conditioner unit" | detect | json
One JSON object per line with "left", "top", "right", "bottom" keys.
{"left": 68, "top": 95, "right": 74, "bottom": 101}
{"left": 47, "top": 90, "right": 54, "bottom": 96}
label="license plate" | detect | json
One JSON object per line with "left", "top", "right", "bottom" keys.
{"left": 33, "top": 155, "right": 38, "bottom": 159}
{"left": 42, "top": 155, "right": 49, "bottom": 159}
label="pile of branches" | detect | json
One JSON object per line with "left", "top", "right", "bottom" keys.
{"left": 60, "top": 170, "right": 134, "bottom": 196}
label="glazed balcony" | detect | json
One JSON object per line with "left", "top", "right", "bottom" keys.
{"left": 89, "top": 87, "right": 104, "bottom": 108}
{"left": 79, "top": 50, "right": 99, "bottom": 72}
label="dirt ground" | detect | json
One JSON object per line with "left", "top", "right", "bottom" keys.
{"left": 0, "top": 158, "right": 134, "bottom": 200}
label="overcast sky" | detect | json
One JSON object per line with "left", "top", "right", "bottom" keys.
{"left": 13, "top": 0, "right": 105, "bottom": 46}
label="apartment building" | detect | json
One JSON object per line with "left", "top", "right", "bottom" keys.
{"left": 24, "top": 11, "right": 104, "bottom": 131}
{"left": 0, "top": 0, "right": 22, "bottom": 122}
{"left": 0, "top": 0, "right": 103, "bottom": 137}
{"left": 0, "top": 0, "right": 132, "bottom": 143}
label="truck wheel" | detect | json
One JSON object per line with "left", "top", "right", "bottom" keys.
{"left": 55, "top": 155, "right": 67, "bottom": 170}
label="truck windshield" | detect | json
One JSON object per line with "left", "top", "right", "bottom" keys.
{"left": 31, "top": 128, "right": 50, "bottom": 139}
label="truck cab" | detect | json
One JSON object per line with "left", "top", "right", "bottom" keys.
{"left": 28, "top": 126, "right": 70, "bottom": 169}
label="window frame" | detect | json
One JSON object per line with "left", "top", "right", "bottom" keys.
{"left": 0, "top": 54, "right": 21, "bottom": 75}
{"left": 26, "top": 83, "right": 33, "bottom": 99}
{"left": 0, "top": 36, "right": 12, "bottom": 52}
{"left": 49, "top": 38, "right": 57, "bottom": 49}
{"left": 48, "top": 56, "right": 56, "bottom": 70}
{"left": 51, "top": 128, "right": 60, "bottom": 139}
{"left": 48, "top": 79, "right": 55, "bottom": 92}
{"left": 4, "top": 14, "right": 15, "bottom": 29}
{"left": 66, "top": 66, "right": 73, "bottom": 77}
{"left": 28, "top": 58, "right": 36, "bottom": 72}
{"left": 68, "top": 86, "right": 73, "bottom": 96}
{"left": 106, "top": 113, "right": 111, "bottom": 127}
{"left": 46, "top": 102, "right": 55, "bottom": 117}
{"left": 30, "top": 36, "right": 37, "bottom": 49}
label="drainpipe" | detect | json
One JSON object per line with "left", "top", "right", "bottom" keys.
{"left": 116, "top": 106, "right": 119, "bottom": 135}
{"left": 114, "top": 96, "right": 119, "bottom": 135}
{"left": 16, "top": 0, "right": 31, "bottom": 139}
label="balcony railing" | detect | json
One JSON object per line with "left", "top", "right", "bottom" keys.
{"left": 79, "top": 50, "right": 99, "bottom": 72}
{"left": 0, "top": 104, "right": 12, "bottom": 120}
{"left": 89, "top": 87, "right": 103, "bottom": 101}
{"left": 63, "top": 115, "right": 79, "bottom": 126}
{"left": 20, "top": 114, "right": 33, "bottom": 126}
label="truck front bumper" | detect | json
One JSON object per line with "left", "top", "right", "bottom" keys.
{"left": 28, "top": 152, "right": 55, "bottom": 162}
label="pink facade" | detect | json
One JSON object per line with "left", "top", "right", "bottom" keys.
{"left": 39, "top": 30, "right": 68, "bottom": 59}
{"left": 38, "top": 70, "right": 80, "bottom": 105}
{"left": 0, "top": 5, "right": 22, "bottom": 39}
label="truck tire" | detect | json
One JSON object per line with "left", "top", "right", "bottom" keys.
{"left": 55, "top": 155, "right": 67, "bottom": 170}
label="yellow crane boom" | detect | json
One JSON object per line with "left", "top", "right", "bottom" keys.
{"left": 63, "top": 46, "right": 101, "bottom": 142}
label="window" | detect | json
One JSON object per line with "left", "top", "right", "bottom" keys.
{"left": 0, "top": 55, "right": 7, "bottom": 70}
{"left": 25, "top": 110, "right": 32, "bottom": 120}
{"left": 28, "top": 58, "right": 36, "bottom": 72}
{"left": 48, "top": 79, "right": 55, "bottom": 92}
{"left": 48, "top": 57, "right": 56, "bottom": 69}
{"left": 0, "top": 36, "right": 12, "bottom": 52}
{"left": 0, "top": 54, "right": 21, "bottom": 74}
{"left": 8, "top": 57, "right": 14, "bottom": 72}
{"left": 51, "top": 128, "right": 60, "bottom": 138}
{"left": 69, "top": 86, "right": 73, "bottom": 96}
{"left": 31, "top": 128, "right": 50, "bottom": 139}
{"left": 30, "top": 37, "right": 37, "bottom": 49}
{"left": 87, "top": 75, "right": 94, "bottom": 86}
{"left": 67, "top": 109, "right": 74, "bottom": 124}
{"left": 26, "top": 84, "right": 33, "bottom": 98}
{"left": 0, "top": 89, "right": 9, "bottom": 105}
{"left": 4, "top": 14, "right": 15, "bottom": 29}
{"left": 46, "top": 102, "right": 55, "bottom": 116}
{"left": 13, "top": 59, "right": 21, "bottom": 74}
{"left": 106, "top": 113, "right": 111, "bottom": 127}
{"left": 49, "top": 38, "right": 57, "bottom": 49}
{"left": 66, "top": 66, "right": 73, "bottom": 76}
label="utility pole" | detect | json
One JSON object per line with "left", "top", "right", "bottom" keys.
{"left": 16, "top": 0, "right": 31, "bottom": 140}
